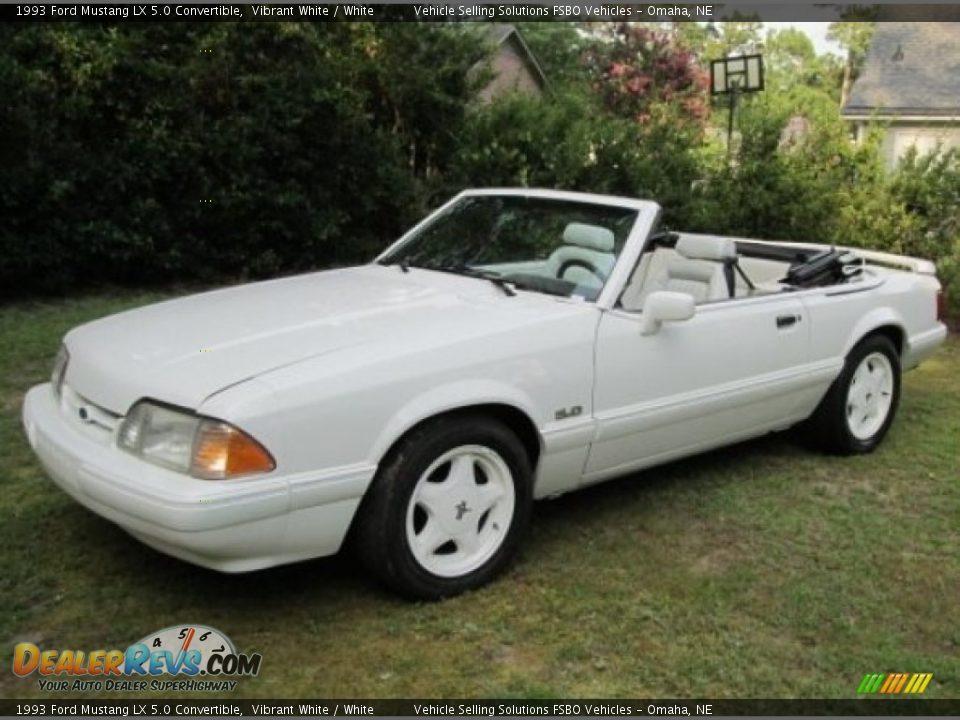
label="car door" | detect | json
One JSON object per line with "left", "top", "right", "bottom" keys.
{"left": 585, "top": 294, "right": 813, "bottom": 483}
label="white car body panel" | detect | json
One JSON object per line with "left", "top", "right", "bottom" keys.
{"left": 589, "top": 293, "right": 813, "bottom": 481}
{"left": 22, "top": 188, "right": 948, "bottom": 572}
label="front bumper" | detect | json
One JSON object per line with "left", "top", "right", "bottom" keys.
{"left": 22, "top": 384, "right": 374, "bottom": 572}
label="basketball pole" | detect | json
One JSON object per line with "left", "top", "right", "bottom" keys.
{"left": 726, "top": 83, "right": 739, "bottom": 163}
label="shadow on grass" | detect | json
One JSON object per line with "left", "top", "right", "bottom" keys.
{"left": 49, "top": 429, "right": 802, "bottom": 608}
{"left": 537, "top": 431, "right": 801, "bottom": 519}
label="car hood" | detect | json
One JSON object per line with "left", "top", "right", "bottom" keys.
{"left": 64, "top": 265, "right": 580, "bottom": 414}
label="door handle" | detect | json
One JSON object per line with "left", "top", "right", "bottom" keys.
{"left": 776, "top": 314, "right": 800, "bottom": 329}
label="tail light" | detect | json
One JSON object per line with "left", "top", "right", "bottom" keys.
{"left": 936, "top": 289, "right": 947, "bottom": 323}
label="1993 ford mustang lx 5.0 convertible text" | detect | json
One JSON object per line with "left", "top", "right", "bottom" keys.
{"left": 23, "top": 189, "right": 947, "bottom": 598}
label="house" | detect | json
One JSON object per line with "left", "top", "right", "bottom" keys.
{"left": 476, "top": 24, "right": 549, "bottom": 103}
{"left": 842, "top": 23, "right": 960, "bottom": 168}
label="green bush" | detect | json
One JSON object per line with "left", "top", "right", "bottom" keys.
{"left": 1, "top": 23, "right": 957, "bottom": 314}
{"left": 686, "top": 87, "right": 959, "bottom": 309}
{"left": 448, "top": 91, "right": 703, "bottom": 227}
{"left": 687, "top": 86, "right": 862, "bottom": 241}
{"left": 0, "top": 23, "right": 483, "bottom": 297}
{"left": 889, "top": 148, "right": 960, "bottom": 300}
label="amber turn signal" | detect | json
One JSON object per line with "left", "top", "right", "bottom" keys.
{"left": 191, "top": 420, "right": 276, "bottom": 479}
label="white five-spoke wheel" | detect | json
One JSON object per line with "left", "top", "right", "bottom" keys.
{"left": 354, "top": 414, "right": 533, "bottom": 600}
{"left": 405, "top": 445, "right": 516, "bottom": 578}
{"left": 806, "top": 333, "right": 901, "bottom": 455}
{"left": 845, "top": 351, "right": 895, "bottom": 440}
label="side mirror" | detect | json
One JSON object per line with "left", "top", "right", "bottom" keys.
{"left": 640, "top": 291, "right": 696, "bottom": 336}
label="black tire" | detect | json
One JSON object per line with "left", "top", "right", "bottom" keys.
{"left": 804, "top": 334, "right": 901, "bottom": 454}
{"left": 353, "top": 414, "right": 533, "bottom": 600}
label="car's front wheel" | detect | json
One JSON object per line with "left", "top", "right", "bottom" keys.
{"left": 354, "top": 414, "right": 532, "bottom": 600}
{"left": 806, "top": 334, "right": 901, "bottom": 454}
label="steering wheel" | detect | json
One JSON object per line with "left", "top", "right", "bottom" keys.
{"left": 557, "top": 258, "right": 605, "bottom": 282}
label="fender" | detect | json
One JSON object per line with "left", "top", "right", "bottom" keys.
{"left": 842, "top": 306, "right": 906, "bottom": 358}
{"left": 368, "top": 379, "right": 544, "bottom": 465}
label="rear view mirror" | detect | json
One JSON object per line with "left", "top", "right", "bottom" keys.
{"left": 640, "top": 291, "right": 696, "bottom": 335}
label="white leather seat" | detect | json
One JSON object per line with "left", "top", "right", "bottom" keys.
{"left": 628, "top": 234, "right": 738, "bottom": 308}
{"left": 662, "top": 258, "right": 726, "bottom": 302}
{"left": 543, "top": 223, "right": 616, "bottom": 290}
{"left": 663, "top": 235, "right": 738, "bottom": 302}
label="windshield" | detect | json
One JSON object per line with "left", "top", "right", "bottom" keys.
{"left": 379, "top": 195, "right": 638, "bottom": 301}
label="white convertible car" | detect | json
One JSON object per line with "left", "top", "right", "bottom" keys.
{"left": 23, "top": 189, "right": 947, "bottom": 598}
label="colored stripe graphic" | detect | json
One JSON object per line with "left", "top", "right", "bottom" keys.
{"left": 858, "top": 673, "right": 883, "bottom": 693}
{"left": 859, "top": 672, "right": 933, "bottom": 694}
{"left": 894, "top": 673, "right": 909, "bottom": 693}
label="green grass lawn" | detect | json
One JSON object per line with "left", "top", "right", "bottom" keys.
{"left": 1, "top": 292, "right": 958, "bottom": 700}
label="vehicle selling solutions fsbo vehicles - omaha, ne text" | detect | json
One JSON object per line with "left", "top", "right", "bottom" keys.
{"left": 23, "top": 189, "right": 947, "bottom": 598}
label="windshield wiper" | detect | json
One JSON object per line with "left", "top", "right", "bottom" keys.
{"left": 436, "top": 264, "right": 516, "bottom": 297}
{"left": 378, "top": 258, "right": 410, "bottom": 273}
{"left": 506, "top": 277, "right": 569, "bottom": 298}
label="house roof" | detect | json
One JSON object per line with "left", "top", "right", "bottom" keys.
{"left": 843, "top": 23, "right": 960, "bottom": 118}
{"left": 484, "top": 24, "right": 549, "bottom": 90}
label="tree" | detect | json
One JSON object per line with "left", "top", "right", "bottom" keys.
{"left": 514, "top": 22, "right": 597, "bottom": 89}
{"left": 584, "top": 23, "right": 710, "bottom": 126}
{"left": 702, "top": 19, "right": 763, "bottom": 60}
{"left": 764, "top": 27, "right": 843, "bottom": 99}
{"left": 764, "top": 27, "right": 816, "bottom": 74}
{"left": 0, "top": 23, "right": 487, "bottom": 295}
{"left": 358, "top": 24, "right": 486, "bottom": 185}
{"left": 450, "top": 90, "right": 703, "bottom": 226}
{"left": 827, "top": 18, "right": 876, "bottom": 107}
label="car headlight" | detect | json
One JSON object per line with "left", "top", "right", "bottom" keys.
{"left": 117, "top": 401, "right": 276, "bottom": 480}
{"left": 51, "top": 345, "right": 69, "bottom": 399}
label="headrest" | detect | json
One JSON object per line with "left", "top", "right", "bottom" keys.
{"left": 676, "top": 235, "right": 737, "bottom": 262}
{"left": 563, "top": 223, "right": 615, "bottom": 253}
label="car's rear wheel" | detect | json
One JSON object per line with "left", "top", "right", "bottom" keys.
{"left": 354, "top": 414, "right": 532, "bottom": 600}
{"left": 805, "top": 334, "right": 901, "bottom": 454}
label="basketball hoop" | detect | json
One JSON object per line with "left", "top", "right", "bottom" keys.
{"left": 710, "top": 54, "right": 764, "bottom": 161}
{"left": 710, "top": 54, "right": 764, "bottom": 96}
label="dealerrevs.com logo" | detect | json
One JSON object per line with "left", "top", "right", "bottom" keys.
{"left": 12, "top": 625, "right": 262, "bottom": 692}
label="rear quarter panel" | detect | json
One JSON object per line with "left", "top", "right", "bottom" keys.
{"left": 795, "top": 269, "right": 944, "bottom": 417}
